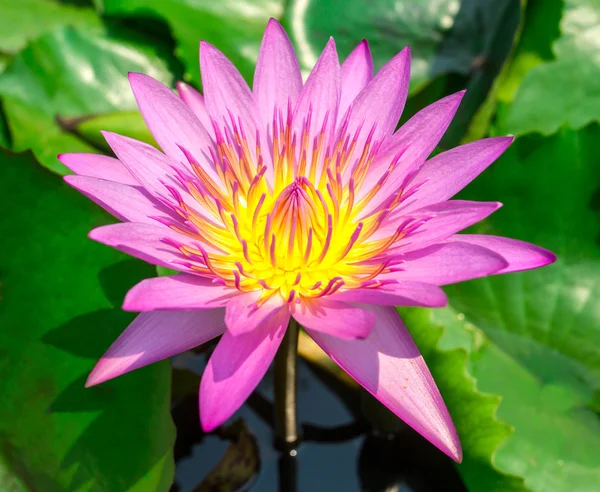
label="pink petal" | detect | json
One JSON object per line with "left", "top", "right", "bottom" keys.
{"left": 341, "top": 47, "right": 410, "bottom": 164}
{"left": 291, "top": 299, "right": 375, "bottom": 340}
{"left": 339, "top": 40, "right": 373, "bottom": 120}
{"left": 225, "top": 291, "right": 287, "bottom": 336}
{"left": 358, "top": 91, "right": 465, "bottom": 209}
{"left": 401, "top": 137, "right": 514, "bottom": 214}
{"left": 102, "top": 131, "right": 181, "bottom": 198}
{"left": 389, "top": 242, "right": 508, "bottom": 286}
{"left": 307, "top": 305, "right": 462, "bottom": 462}
{"left": 376, "top": 200, "right": 502, "bottom": 251}
{"left": 176, "top": 81, "right": 215, "bottom": 139}
{"left": 253, "top": 18, "right": 302, "bottom": 125}
{"left": 200, "top": 41, "right": 260, "bottom": 136}
{"left": 331, "top": 281, "right": 447, "bottom": 307}
{"left": 89, "top": 222, "right": 192, "bottom": 272}
{"left": 102, "top": 132, "right": 218, "bottom": 222}
{"left": 58, "top": 153, "right": 138, "bottom": 186}
{"left": 293, "top": 38, "right": 341, "bottom": 172}
{"left": 86, "top": 309, "right": 226, "bottom": 386}
{"left": 64, "top": 175, "right": 175, "bottom": 224}
{"left": 200, "top": 308, "right": 289, "bottom": 431}
{"left": 123, "top": 273, "right": 240, "bottom": 311}
{"left": 446, "top": 234, "right": 556, "bottom": 273}
{"left": 128, "top": 73, "right": 216, "bottom": 176}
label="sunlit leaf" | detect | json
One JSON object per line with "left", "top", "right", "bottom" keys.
{"left": 100, "top": 0, "right": 283, "bottom": 84}
{"left": 0, "top": 149, "right": 175, "bottom": 490}
{"left": 0, "top": 26, "right": 176, "bottom": 172}
{"left": 502, "top": 0, "right": 600, "bottom": 135}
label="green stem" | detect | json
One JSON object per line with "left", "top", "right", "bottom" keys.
{"left": 274, "top": 317, "right": 300, "bottom": 450}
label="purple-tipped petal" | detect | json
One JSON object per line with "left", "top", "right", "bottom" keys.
{"left": 200, "top": 308, "right": 289, "bottom": 431}
{"left": 390, "top": 242, "right": 508, "bottom": 286}
{"left": 89, "top": 222, "right": 192, "bottom": 272}
{"left": 58, "top": 153, "right": 137, "bottom": 186}
{"left": 307, "top": 305, "right": 462, "bottom": 462}
{"left": 294, "top": 38, "right": 341, "bottom": 148}
{"left": 376, "top": 200, "right": 502, "bottom": 251}
{"left": 225, "top": 291, "right": 287, "bottom": 336}
{"left": 342, "top": 47, "right": 410, "bottom": 158}
{"left": 128, "top": 73, "right": 215, "bottom": 174}
{"left": 64, "top": 175, "right": 175, "bottom": 224}
{"left": 332, "top": 281, "right": 447, "bottom": 307}
{"left": 446, "top": 235, "right": 556, "bottom": 273}
{"left": 292, "top": 299, "right": 375, "bottom": 340}
{"left": 254, "top": 18, "right": 302, "bottom": 125}
{"left": 123, "top": 274, "right": 240, "bottom": 311}
{"left": 176, "top": 82, "right": 215, "bottom": 139}
{"left": 86, "top": 309, "right": 226, "bottom": 387}
{"left": 200, "top": 41, "right": 260, "bottom": 135}
{"left": 358, "top": 91, "right": 465, "bottom": 209}
{"left": 102, "top": 132, "right": 214, "bottom": 221}
{"left": 339, "top": 40, "right": 373, "bottom": 120}
{"left": 401, "top": 137, "right": 514, "bottom": 214}
{"left": 102, "top": 131, "right": 181, "bottom": 197}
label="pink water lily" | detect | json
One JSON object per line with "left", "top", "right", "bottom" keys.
{"left": 60, "top": 19, "right": 555, "bottom": 462}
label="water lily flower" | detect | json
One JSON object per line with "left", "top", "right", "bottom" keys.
{"left": 59, "top": 19, "right": 555, "bottom": 462}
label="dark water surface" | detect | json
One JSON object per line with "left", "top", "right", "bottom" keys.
{"left": 171, "top": 352, "right": 466, "bottom": 492}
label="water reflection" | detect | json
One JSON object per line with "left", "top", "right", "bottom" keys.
{"left": 172, "top": 354, "right": 466, "bottom": 491}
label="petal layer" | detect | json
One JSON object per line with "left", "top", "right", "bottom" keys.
{"left": 128, "top": 73, "right": 214, "bottom": 170}
{"left": 200, "top": 308, "right": 289, "bottom": 431}
{"left": 86, "top": 309, "right": 225, "bottom": 386}
{"left": 307, "top": 305, "right": 462, "bottom": 462}
{"left": 64, "top": 175, "right": 174, "bottom": 224}
{"left": 58, "top": 153, "right": 137, "bottom": 186}
{"left": 200, "top": 41, "right": 259, "bottom": 136}
{"left": 358, "top": 90, "right": 465, "bottom": 209}
{"left": 377, "top": 200, "right": 502, "bottom": 251}
{"left": 339, "top": 40, "right": 373, "bottom": 119}
{"left": 123, "top": 274, "right": 240, "bottom": 311}
{"left": 342, "top": 47, "right": 410, "bottom": 146}
{"left": 292, "top": 299, "right": 375, "bottom": 339}
{"left": 176, "top": 82, "right": 215, "bottom": 138}
{"left": 390, "top": 242, "right": 508, "bottom": 285}
{"left": 401, "top": 137, "right": 514, "bottom": 213}
{"left": 254, "top": 18, "right": 302, "bottom": 125}
{"left": 225, "top": 291, "right": 287, "bottom": 336}
{"left": 446, "top": 235, "right": 556, "bottom": 273}
{"left": 332, "top": 281, "right": 447, "bottom": 307}
{"left": 89, "top": 222, "right": 190, "bottom": 271}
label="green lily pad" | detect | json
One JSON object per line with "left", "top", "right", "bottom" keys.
{"left": 422, "top": 124, "right": 600, "bottom": 492}
{"left": 100, "top": 0, "right": 284, "bottom": 85}
{"left": 0, "top": 149, "right": 175, "bottom": 490}
{"left": 502, "top": 0, "right": 600, "bottom": 135}
{"left": 0, "top": 26, "right": 176, "bottom": 173}
{"left": 0, "top": 0, "right": 102, "bottom": 56}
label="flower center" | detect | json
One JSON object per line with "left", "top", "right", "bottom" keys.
{"left": 160, "top": 106, "right": 424, "bottom": 305}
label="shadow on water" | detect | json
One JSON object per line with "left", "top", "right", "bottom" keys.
{"left": 171, "top": 352, "right": 467, "bottom": 492}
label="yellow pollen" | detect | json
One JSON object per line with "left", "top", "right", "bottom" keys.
{"left": 169, "top": 108, "right": 415, "bottom": 304}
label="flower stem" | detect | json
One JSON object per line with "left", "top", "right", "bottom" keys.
{"left": 274, "top": 317, "right": 300, "bottom": 451}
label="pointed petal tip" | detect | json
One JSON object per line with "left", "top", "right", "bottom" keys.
{"left": 85, "top": 366, "right": 108, "bottom": 388}
{"left": 266, "top": 17, "right": 284, "bottom": 31}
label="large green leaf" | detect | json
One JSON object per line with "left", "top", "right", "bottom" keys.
{"left": 502, "top": 0, "right": 600, "bottom": 135}
{"left": 100, "top": 0, "right": 283, "bottom": 84}
{"left": 0, "top": 149, "right": 175, "bottom": 490}
{"left": 415, "top": 124, "right": 600, "bottom": 492}
{"left": 0, "top": 26, "right": 176, "bottom": 173}
{"left": 449, "top": 126, "right": 600, "bottom": 491}
{"left": 0, "top": 0, "right": 102, "bottom": 57}
{"left": 285, "top": 0, "right": 519, "bottom": 111}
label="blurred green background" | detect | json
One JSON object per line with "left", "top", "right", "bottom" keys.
{"left": 1, "top": 0, "right": 599, "bottom": 490}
